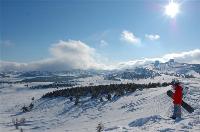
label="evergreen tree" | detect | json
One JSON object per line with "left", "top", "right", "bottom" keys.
{"left": 107, "top": 94, "right": 112, "bottom": 101}
{"left": 75, "top": 95, "right": 79, "bottom": 105}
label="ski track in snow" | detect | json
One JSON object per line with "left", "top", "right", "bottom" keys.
{"left": 0, "top": 77, "right": 200, "bottom": 132}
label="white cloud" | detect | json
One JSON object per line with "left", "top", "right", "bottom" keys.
{"left": 145, "top": 34, "right": 160, "bottom": 41}
{"left": 121, "top": 30, "right": 141, "bottom": 45}
{"left": 48, "top": 40, "right": 103, "bottom": 69}
{"left": 0, "top": 61, "right": 28, "bottom": 71}
{"left": 100, "top": 40, "right": 108, "bottom": 47}
{"left": 162, "top": 49, "right": 200, "bottom": 64}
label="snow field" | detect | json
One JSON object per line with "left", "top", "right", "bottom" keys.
{"left": 0, "top": 77, "right": 200, "bottom": 132}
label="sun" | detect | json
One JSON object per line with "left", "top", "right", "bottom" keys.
{"left": 165, "top": 0, "right": 180, "bottom": 18}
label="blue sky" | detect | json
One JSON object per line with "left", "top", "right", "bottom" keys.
{"left": 0, "top": 0, "right": 200, "bottom": 71}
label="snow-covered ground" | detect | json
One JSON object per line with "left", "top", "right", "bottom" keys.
{"left": 0, "top": 76, "right": 200, "bottom": 132}
{"left": 77, "top": 74, "right": 175, "bottom": 86}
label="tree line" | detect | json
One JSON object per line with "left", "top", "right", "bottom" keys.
{"left": 30, "top": 83, "right": 75, "bottom": 89}
{"left": 42, "top": 82, "right": 170, "bottom": 105}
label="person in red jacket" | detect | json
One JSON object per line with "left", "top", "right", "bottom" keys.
{"left": 171, "top": 79, "right": 183, "bottom": 119}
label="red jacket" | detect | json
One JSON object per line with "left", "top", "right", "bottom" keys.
{"left": 172, "top": 85, "right": 183, "bottom": 104}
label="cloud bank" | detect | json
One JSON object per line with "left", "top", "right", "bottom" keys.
{"left": 0, "top": 39, "right": 200, "bottom": 71}
{"left": 0, "top": 40, "right": 107, "bottom": 71}
{"left": 117, "top": 49, "right": 200, "bottom": 69}
{"left": 121, "top": 30, "right": 141, "bottom": 45}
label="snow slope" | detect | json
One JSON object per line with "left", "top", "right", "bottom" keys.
{"left": 0, "top": 77, "right": 200, "bottom": 132}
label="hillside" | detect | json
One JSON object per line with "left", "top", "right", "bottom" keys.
{"left": 0, "top": 73, "right": 200, "bottom": 131}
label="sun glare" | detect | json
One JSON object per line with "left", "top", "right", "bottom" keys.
{"left": 165, "top": 0, "right": 180, "bottom": 18}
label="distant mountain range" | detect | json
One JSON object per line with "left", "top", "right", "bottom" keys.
{"left": 151, "top": 59, "right": 200, "bottom": 76}
{"left": 1, "top": 60, "right": 200, "bottom": 82}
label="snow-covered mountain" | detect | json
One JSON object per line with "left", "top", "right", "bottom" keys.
{"left": 151, "top": 60, "right": 200, "bottom": 78}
